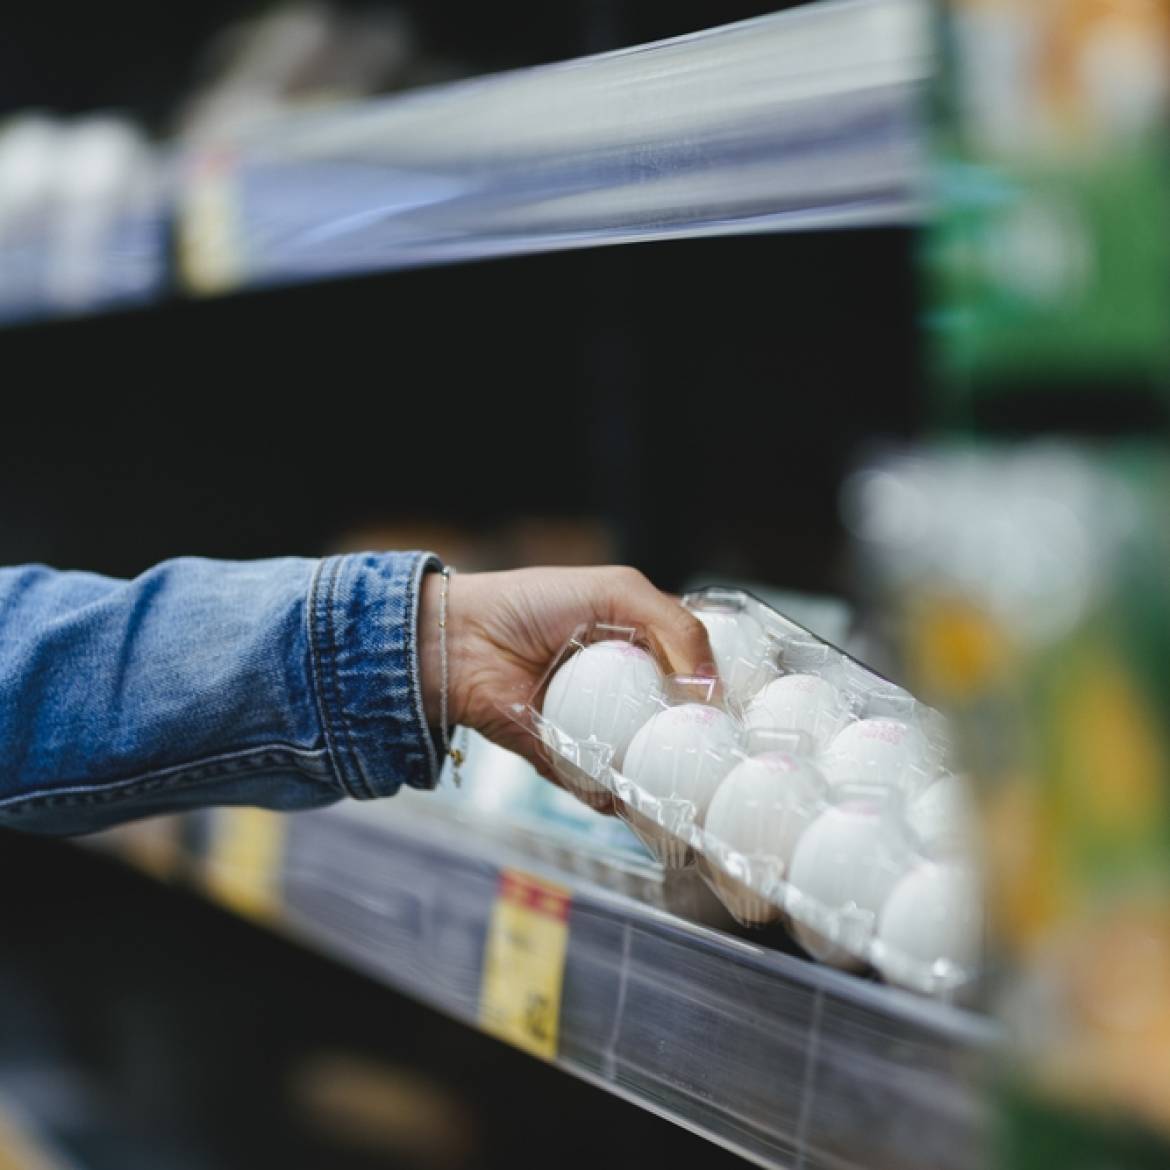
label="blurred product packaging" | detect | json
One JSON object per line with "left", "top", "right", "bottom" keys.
{"left": 173, "top": 2, "right": 445, "bottom": 146}
{"left": 0, "top": 114, "right": 164, "bottom": 321}
{"left": 849, "top": 444, "right": 1170, "bottom": 1166}
{"left": 928, "top": 0, "right": 1170, "bottom": 424}
{"left": 850, "top": 1, "right": 1170, "bottom": 1165}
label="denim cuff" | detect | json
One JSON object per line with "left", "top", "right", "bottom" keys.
{"left": 308, "top": 550, "right": 443, "bottom": 800}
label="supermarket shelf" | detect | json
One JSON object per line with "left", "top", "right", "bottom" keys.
{"left": 95, "top": 788, "right": 993, "bottom": 1170}
{"left": 179, "top": 0, "right": 929, "bottom": 292}
{"left": 2, "top": 0, "right": 928, "bottom": 321}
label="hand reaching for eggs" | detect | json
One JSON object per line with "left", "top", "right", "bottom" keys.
{"left": 418, "top": 565, "right": 714, "bottom": 779}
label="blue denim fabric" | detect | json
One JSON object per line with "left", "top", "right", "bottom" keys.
{"left": 0, "top": 551, "right": 442, "bottom": 835}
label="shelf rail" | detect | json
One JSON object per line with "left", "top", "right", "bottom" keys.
{"left": 179, "top": 0, "right": 930, "bottom": 291}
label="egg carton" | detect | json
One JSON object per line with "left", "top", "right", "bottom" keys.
{"left": 505, "top": 587, "right": 983, "bottom": 999}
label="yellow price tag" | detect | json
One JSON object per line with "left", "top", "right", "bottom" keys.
{"left": 178, "top": 149, "right": 245, "bottom": 296}
{"left": 479, "top": 870, "right": 571, "bottom": 1061}
{"left": 203, "top": 807, "right": 286, "bottom": 924}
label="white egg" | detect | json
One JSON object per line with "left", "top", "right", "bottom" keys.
{"left": 694, "top": 608, "right": 771, "bottom": 706}
{"left": 744, "top": 673, "right": 847, "bottom": 751}
{"left": 702, "top": 751, "right": 824, "bottom": 925}
{"left": 907, "top": 773, "right": 974, "bottom": 854}
{"left": 621, "top": 703, "right": 741, "bottom": 867}
{"left": 786, "top": 802, "right": 902, "bottom": 970}
{"left": 875, "top": 863, "right": 983, "bottom": 993}
{"left": 541, "top": 640, "right": 662, "bottom": 806}
{"left": 819, "top": 717, "right": 933, "bottom": 794}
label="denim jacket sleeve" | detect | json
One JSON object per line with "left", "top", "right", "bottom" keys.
{"left": 0, "top": 551, "right": 443, "bottom": 835}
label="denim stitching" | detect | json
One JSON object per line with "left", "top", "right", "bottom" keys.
{"left": 321, "top": 556, "right": 356, "bottom": 795}
{"left": 309, "top": 556, "right": 366, "bottom": 801}
{"left": 0, "top": 743, "right": 335, "bottom": 815}
{"left": 326, "top": 555, "right": 376, "bottom": 800}
{"left": 307, "top": 557, "right": 350, "bottom": 798}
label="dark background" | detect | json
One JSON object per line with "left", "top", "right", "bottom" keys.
{"left": 0, "top": 229, "right": 917, "bottom": 590}
{"left": 4, "top": 2, "right": 817, "bottom": 126}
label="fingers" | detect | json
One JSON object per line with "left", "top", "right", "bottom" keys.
{"left": 600, "top": 567, "right": 715, "bottom": 679}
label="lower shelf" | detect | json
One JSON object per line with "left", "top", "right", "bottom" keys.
{"left": 92, "top": 795, "right": 994, "bottom": 1170}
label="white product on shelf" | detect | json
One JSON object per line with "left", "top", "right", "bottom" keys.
{"left": 540, "top": 639, "right": 663, "bottom": 805}
{"left": 0, "top": 117, "right": 62, "bottom": 313}
{"left": 535, "top": 779, "right": 646, "bottom": 857}
{"left": 49, "top": 118, "right": 149, "bottom": 308}
{"left": 449, "top": 730, "right": 543, "bottom": 817}
{"left": 744, "top": 673, "right": 848, "bottom": 750}
{"left": 875, "top": 862, "right": 983, "bottom": 993}
{"left": 818, "top": 717, "right": 933, "bottom": 794}
{"left": 537, "top": 778, "right": 608, "bottom": 833}
{"left": 621, "top": 703, "right": 742, "bottom": 867}
{"left": 0, "top": 117, "right": 61, "bottom": 223}
{"left": 786, "top": 798, "right": 902, "bottom": 970}
{"left": 694, "top": 607, "right": 772, "bottom": 706}
{"left": 906, "top": 772, "right": 974, "bottom": 854}
{"left": 702, "top": 750, "right": 823, "bottom": 925}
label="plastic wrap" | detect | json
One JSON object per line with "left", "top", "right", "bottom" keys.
{"left": 176, "top": 0, "right": 928, "bottom": 291}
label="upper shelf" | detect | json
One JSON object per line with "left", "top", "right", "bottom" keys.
{"left": 0, "top": 0, "right": 928, "bottom": 322}
{"left": 182, "top": 0, "right": 929, "bottom": 293}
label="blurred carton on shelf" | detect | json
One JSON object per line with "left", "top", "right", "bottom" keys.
{"left": 174, "top": 2, "right": 464, "bottom": 146}
{"left": 948, "top": 0, "right": 1170, "bottom": 156}
{"left": 931, "top": 0, "right": 1170, "bottom": 418}
{"left": 848, "top": 443, "right": 1170, "bottom": 1136}
{"left": 0, "top": 114, "right": 165, "bottom": 322}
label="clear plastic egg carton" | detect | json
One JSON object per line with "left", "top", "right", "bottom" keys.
{"left": 507, "top": 587, "right": 983, "bottom": 999}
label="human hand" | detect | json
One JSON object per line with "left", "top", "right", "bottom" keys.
{"left": 418, "top": 566, "right": 714, "bottom": 781}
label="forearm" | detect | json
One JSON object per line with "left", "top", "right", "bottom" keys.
{"left": 0, "top": 552, "right": 442, "bottom": 835}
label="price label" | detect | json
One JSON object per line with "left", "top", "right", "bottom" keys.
{"left": 178, "top": 149, "right": 245, "bottom": 296}
{"left": 203, "top": 808, "right": 286, "bottom": 924}
{"left": 479, "top": 870, "right": 571, "bottom": 1061}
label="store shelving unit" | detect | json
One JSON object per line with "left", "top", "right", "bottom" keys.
{"left": 2, "top": 0, "right": 928, "bottom": 319}
{"left": 95, "top": 777, "right": 993, "bottom": 1170}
